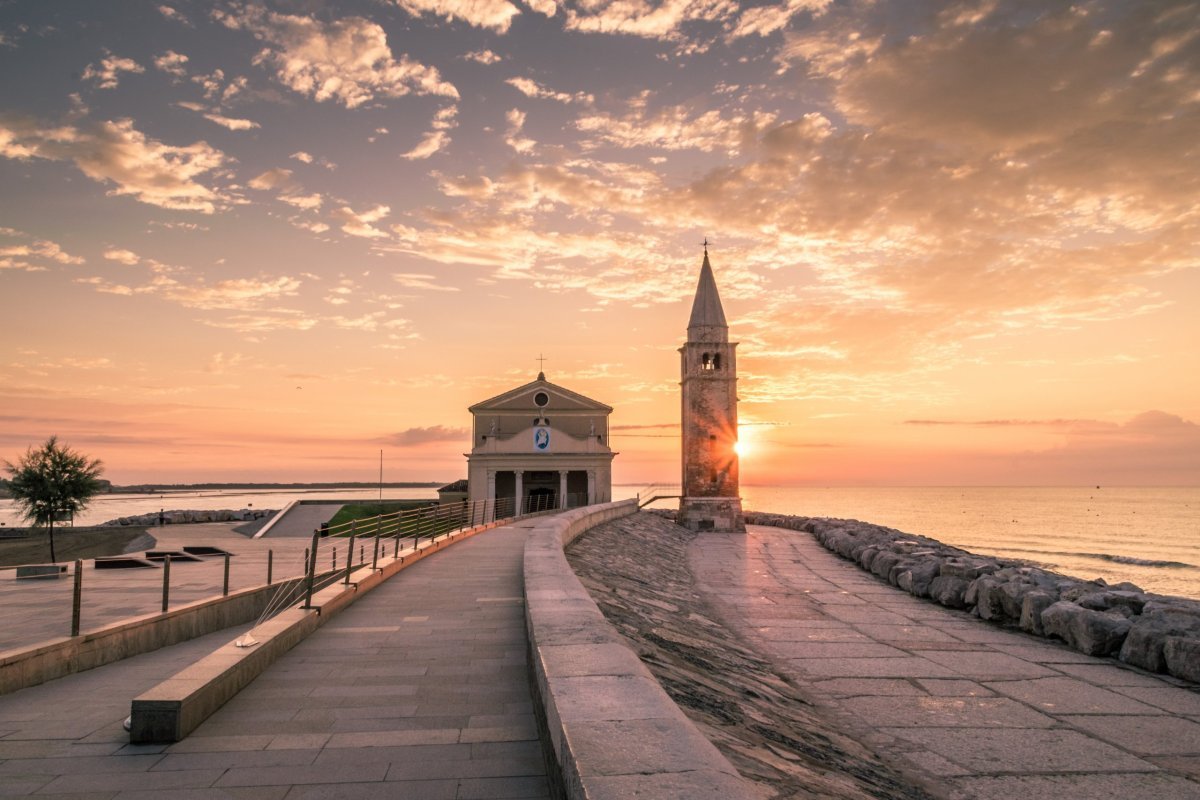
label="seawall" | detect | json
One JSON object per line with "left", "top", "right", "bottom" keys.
{"left": 744, "top": 511, "right": 1200, "bottom": 684}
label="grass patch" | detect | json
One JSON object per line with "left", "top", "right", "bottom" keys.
{"left": 0, "top": 526, "right": 152, "bottom": 567}
{"left": 327, "top": 500, "right": 436, "bottom": 530}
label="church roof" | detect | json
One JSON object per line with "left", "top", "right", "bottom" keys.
{"left": 468, "top": 374, "right": 613, "bottom": 414}
{"left": 687, "top": 251, "right": 729, "bottom": 340}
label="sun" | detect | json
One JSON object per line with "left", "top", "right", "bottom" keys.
{"left": 734, "top": 439, "right": 749, "bottom": 458}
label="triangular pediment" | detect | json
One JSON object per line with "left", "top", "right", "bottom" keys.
{"left": 469, "top": 376, "right": 612, "bottom": 414}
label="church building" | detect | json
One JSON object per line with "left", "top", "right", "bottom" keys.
{"left": 678, "top": 248, "right": 746, "bottom": 532}
{"left": 465, "top": 373, "right": 615, "bottom": 512}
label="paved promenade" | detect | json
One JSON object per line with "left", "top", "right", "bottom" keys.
{"left": 0, "top": 521, "right": 550, "bottom": 798}
{"left": 0, "top": 523, "right": 313, "bottom": 652}
{"left": 692, "top": 524, "right": 1200, "bottom": 799}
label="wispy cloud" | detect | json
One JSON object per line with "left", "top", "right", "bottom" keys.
{"left": 0, "top": 228, "right": 84, "bottom": 272}
{"left": 82, "top": 53, "right": 144, "bottom": 89}
{"left": 215, "top": 4, "right": 459, "bottom": 107}
{"left": 379, "top": 425, "right": 469, "bottom": 446}
{"left": 390, "top": 0, "right": 520, "bottom": 33}
{"left": 0, "top": 115, "right": 228, "bottom": 212}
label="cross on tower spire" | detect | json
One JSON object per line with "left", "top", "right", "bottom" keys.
{"left": 536, "top": 353, "right": 548, "bottom": 380}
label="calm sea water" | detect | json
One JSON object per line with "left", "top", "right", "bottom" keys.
{"left": 2, "top": 485, "right": 1196, "bottom": 599}
{"left": 726, "top": 486, "right": 1200, "bottom": 600}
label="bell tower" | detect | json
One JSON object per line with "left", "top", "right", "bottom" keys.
{"left": 678, "top": 244, "right": 745, "bottom": 532}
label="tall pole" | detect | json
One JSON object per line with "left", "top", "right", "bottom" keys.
{"left": 379, "top": 449, "right": 383, "bottom": 503}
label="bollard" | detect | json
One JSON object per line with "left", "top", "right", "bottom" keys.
{"left": 394, "top": 530, "right": 400, "bottom": 558}
{"left": 372, "top": 533, "right": 380, "bottom": 570}
{"left": 267, "top": 549, "right": 273, "bottom": 586}
{"left": 161, "top": 555, "right": 171, "bottom": 613}
{"left": 332, "top": 546, "right": 337, "bottom": 571}
{"left": 70, "top": 560, "right": 83, "bottom": 637}
{"left": 223, "top": 553, "right": 231, "bottom": 596}
{"left": 303, "top": 530, "right": 319, "bottom": 608}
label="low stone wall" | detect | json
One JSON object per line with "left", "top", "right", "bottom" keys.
{"left": 746, "top": 512, "right": 1200, "bottom": 684}
{"left": 524, "top": 500, "right": 761, "bottom": 800}
{"left": 101, "top": 508, "right": 276, "bottom": 526}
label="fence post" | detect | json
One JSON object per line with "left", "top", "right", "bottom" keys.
{"left": 332, "top": 546, "right": 337, "bottom": 571}
{"left": 344, "top": 521, "right": 357, "bottom": 586}
{"left": 372, "top": 531, "right": 380, "bottom": 570}
{"left": 222, "top": 553, "right": 231, "bottom": 596}
{"left": 70, "top": 560, "right": 83, "bottom": 637}
{"left": 161, "top": 555, "right": 171, "bottom": 613}
{"left": 267, "top": 549, "right": 273, "bottom": 586}
{"left": 302, "top": 530, "right": 319, "bottom": 609}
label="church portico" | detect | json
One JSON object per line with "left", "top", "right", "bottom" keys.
{"left": 466, "top": 372, "right": 615, "bottom": 513}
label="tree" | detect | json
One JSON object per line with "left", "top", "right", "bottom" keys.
{"left": 4, "top": 437, "right": 105, "bottom": 563}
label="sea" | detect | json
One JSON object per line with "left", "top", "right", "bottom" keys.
{"left": 1, "top": 485, "right": 1196, "bottom": 600}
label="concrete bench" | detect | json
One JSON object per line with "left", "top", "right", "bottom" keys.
{"left": 15, "top": 565, "right": 67, "bottom": 579}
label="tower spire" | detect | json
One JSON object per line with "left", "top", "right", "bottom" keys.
{"left": 687, "top": 244, "right": 728, "bottom": 340}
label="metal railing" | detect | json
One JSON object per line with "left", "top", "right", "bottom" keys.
{"left": 297, "top": 492, "right": 589, "bottom": 608}
{"left": 634, "top": 484, "right": 682, "bottom": 508}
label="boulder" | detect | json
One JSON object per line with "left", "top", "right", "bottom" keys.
{"left": 1163, "top": 637, "right": 1200, "bottom": 683}
{"left": 999, "top": 580, "right": 1038, "bottom": 621}
{"left": 871, "top": 551, "right": 905, "bottom": 581}
{"left": 1020, "top": 590, "right": 1056, "bottom": 636}
{"left": 972, "top": 577, "right": 1010, "bottom": 622}
{"left": 1118, "top": 608, "right": 1200, "bottom": 673}
{"left": 1078, "top": 590, "right": 1149, "bottom": 616}
{"left": 940, "top": 557, "right": 999, "bottom": 581}
{"left": 1041, "top": 601, "right": 1132, "bottom": 656}
{"left": 929, "top": 575, "right": 969, "bottom": 609}
{"left": 896, "top": 559, "right": 941, "bottom": 598}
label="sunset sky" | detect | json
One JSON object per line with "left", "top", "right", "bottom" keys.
{"left": 1, "top": 0, "right": 1197, "bottom": 486}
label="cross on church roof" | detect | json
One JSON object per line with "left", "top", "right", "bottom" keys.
{"left": 702, "top": 237, "right": 709, "bottom": 255}
{"left": 536, "top": 353, "right": 548, "bottom": 380}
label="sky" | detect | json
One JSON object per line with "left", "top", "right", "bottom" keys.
{"left": 0, "top": 0, "right": 1197, "bottom": 487}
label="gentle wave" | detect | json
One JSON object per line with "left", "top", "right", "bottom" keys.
{"left": 1023, "top": 549, "right": 1197, "bottom": 569}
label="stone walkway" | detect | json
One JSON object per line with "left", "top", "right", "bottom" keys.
{"left": 0, "top": 522, "right": 550, "bottom": 799}
{"left": 0, "top": 523, "right": 313, "bottom": 652}
{"left": 692, "top": 524, "right": 1200, "bottom": 800}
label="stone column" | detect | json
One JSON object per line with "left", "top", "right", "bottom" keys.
{"left": 486, "top": 470, "right": 496, "bottom": 501}
{"left": 559, "top": 470, "right": 568, "bottom": 509}
{"left": 587, "top": 470, "right": 596, "bottom": 505}
{"left": 515, "top": 470, "right": 524, "bottom": 514}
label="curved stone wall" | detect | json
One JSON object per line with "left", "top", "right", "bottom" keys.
{"left": 746, "top": 512, "right": 1200, "bottom": 684}
{"left": 524, "top": 500, "right": 760, "bottom": 799}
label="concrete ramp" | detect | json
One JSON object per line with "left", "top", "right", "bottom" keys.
{"left": 255, "top": 501, "right": 343, "bottom": 538}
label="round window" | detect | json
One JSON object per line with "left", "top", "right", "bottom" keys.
{"left": 534, "top": 391, "right": 550, "bottom": 407}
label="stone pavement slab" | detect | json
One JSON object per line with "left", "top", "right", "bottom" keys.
{"left": 0, "top": 522, "right": 552, "bottom": 799}
{"left": 691, "top": 524, "right": 1200, "bottom": 799}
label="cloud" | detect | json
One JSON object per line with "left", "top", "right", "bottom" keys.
{"left": 82, "top": 53, "right": 144, "bottom": 89}
{"left": 291, "top": 151, "right": 313, "bottom": 164}
{"left": 732, "top": 0, "right": 832, "bottom": 38}
{"left": 561, "top": 0, "right": 736, "bottom": 39}
{"left": 154, "top": 50, "right": 189, "bottom": 78}
{"left": 103, "top": 248, "right": 140, "bottom": 265}
{"left": 390, "top": 0, "right": 521, "bottom": 33}
{"left": 279, "top": 192, "right": 322, "bottom": 210}
{"left": 464, "top": 49, "right": 502, "bottom": 64}
{"left": 0, "top": 228, "right": 85, "bottom": 272}
{"left": 215, "top": 5, "right": 459, "bottom": 108}
{"left": 248, "top": 167, "right": 295, "bottom": 191}
{"left": 332, "top": 204, "right": 391, "bottom": 238}
{"left": 158, "top": 5, "right": 189, "bottom": 24}
{"left": 380, "top": 425, "right": 469, "bottom": 446}
{"left": 504, "top": 108, "right": 535, "bottom": 153}
{"left": 576, "top": 94, "right": 775, "bottom": 153}
{"left": 0, "top": 115, "right": 228, "bottom": 212}
{"left": 402, "top": 105, "right": 458, "bottom": 159}
{"left": 202, "top": 111, "right": 260, "bottom": 130}
{"left": 506, "top": 77, "right": 593, "bottom": 105}
{"left": 393, "top": 273, "right": 460, "bottom": 292}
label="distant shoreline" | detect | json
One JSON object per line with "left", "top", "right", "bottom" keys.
{"left": 100, "top": 481, "right": 444, "bottom": 494}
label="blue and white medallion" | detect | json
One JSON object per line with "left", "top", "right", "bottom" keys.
{"left": 533, "top": 426, "right": 551, "bottom": 451}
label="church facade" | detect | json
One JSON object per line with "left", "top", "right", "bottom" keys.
{"left": 678, "top": 249, "right": 745, "bottom": 532}
{"left": 465, "top": 374, "right": 615, "bottom": 512}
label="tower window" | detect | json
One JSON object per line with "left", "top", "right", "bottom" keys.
{"left": 712, "top": 353, "right": 721, "bottom": 369}
{"left": 701, "top": 352, "right": 713, "bottom": 370}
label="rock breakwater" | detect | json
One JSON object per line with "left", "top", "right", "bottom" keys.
{"left": 100, "top": 508, "right": 276, "bottom": 526}
{"left": 745, "top": 512, "right": 1200, "bottom": 684}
